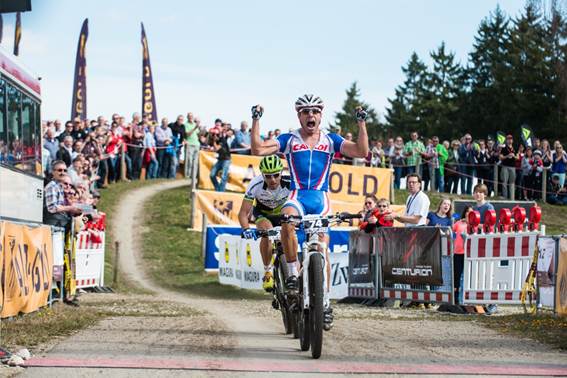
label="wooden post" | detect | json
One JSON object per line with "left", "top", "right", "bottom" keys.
{"left": 542, "top": 169, "right": 547, "bottom": 203}
{"left": 113, "top": 241, "right": 120, "bottom": 286}
{"left": 493, "top": 163, "right": 499, "bottom": 197}
{"left": 390, "top": 169, "right": 395, "bottom": 204}
{"left": 120, "top": 144, "right": 127, "bottom": 181}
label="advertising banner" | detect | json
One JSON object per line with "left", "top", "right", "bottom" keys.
{"left": 348, "top": 231, "right": 374, "bottom": 285}
{"left": 378, "top": 227, "right": 443, "bottom": 285}
{"left": 204, "top": 225, "right": 353, "bottom": 271}
{"left": 1, "top": 222, "right": 53, "bottom": 318}
{"left": 193, "top": 189, "right": 403, "bottom": 230}
{"left": 198, "top": 151, "right": 391, "bottom": 203}
{"left": 556, "top": 237, "right": 567, "bottom": 316}
{"left": 216, "top": 231, "right": 350, "bottom": 299}
{"left": 537, "top": 237, "right": 557, "bottom": 309}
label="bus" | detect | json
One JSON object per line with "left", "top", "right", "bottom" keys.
{"left": 0, "top": 46, "right": 42, "bottom": 224}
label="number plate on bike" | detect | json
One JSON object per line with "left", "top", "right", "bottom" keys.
{"left": 302, "top": 218, "right": 329, "bottom": 230}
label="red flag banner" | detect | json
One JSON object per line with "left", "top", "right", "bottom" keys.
{"left": 71, "top": 19, "right": 88, "bottom": 120}
{"left": 141, "top": 23, "right": 158, "bottom": 123}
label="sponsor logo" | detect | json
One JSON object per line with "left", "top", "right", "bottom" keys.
{"left": 246, "top": 243, "right": 252, "bottom": 267}
{"left": 291, "top": 143, "right": 329, "bottom": 152}
{"left": 331, "top": 262, "right": 348, "bottom": 287}
{"left": 244, "top": 271, "right": 260, "bottom": 282}
{"left": 219, "top": 267, "right": 233, "bottom": 277}
{"left": 391, "top": 266, "right": 433, "bottom": 277}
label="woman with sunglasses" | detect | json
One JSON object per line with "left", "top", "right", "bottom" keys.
{"left": 238, "top": 155, "right": 291, "bottom": 292}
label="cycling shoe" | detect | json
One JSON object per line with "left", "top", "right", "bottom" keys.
{"left": 323, "top": 306, "right": 334, "bottom": 331}
{"left": 285, "top": 275, "right": 298, "bottom": 292}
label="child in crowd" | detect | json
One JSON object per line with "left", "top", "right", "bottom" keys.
{"left": 452, "top": 205, "right": 473, "bottom": 305}
{"left": 359, "top": 196, "right": 393, "bottom": 233}
{"left": 426, "top": 197, "right": 453, "bottom": 227}
{"left": 472, "top": 183, "right": 494, "bottom": 224}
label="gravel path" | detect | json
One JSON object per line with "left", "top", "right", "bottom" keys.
{"left": 21, "top": 180, "right": 567, "bottom": 376}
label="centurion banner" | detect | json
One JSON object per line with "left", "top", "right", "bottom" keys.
{"left": 378, "top": 227, "right": 443, "bottom": 286}
{"left": 1, "top": 222, "right": 53, "bottom": 318}
{"left": 70, "top": 19, "right": 88, "bottom": 120}
{"left": 192, "top": 188, "right": 404, "bottom": 231}
{"left": 141, "top": 22, "right": 158, "bottom": 123}
{"left": 198, "top": 150, "right": 392, "bottom": 203}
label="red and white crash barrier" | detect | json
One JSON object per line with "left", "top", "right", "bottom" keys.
{"left": 463, "top": 231, "right": 538, "bottom": 305}
{"left": 75, "top": 230, "right": 106, "bottom": 289}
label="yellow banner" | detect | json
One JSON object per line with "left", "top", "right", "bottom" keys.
{"left": 1, "top": 222, "right": 53, "bottom": 318}
{"left": 198, "top": 150, "right": 391, "bottom": 203}
{"left": 557, "top": 237, "right": 567, "bottom": 316}
{"left": 192, "top": 189, "right": 403, "bottom": 230}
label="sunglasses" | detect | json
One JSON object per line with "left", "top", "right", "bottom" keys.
{"left": 300, "top": 109, "right": 321, "bottom": 115}
{"left": 263, "top": 173, "right": 280, "bottom": 179}
{"left": 55, "top": 168, "right": 67, "bottom": 172}
{"left": 365, "top": 201, "right": 374, "bottom": 205}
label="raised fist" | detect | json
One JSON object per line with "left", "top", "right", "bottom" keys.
{"left": 251, "top": 105, "right": 264, "bottom": 120}
{"left": 355, "top": 106, "right": 367, "bottom": 122}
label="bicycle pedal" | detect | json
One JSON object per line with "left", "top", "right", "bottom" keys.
{"left": 271, "top": 299, "right": 279, "bottom": 310}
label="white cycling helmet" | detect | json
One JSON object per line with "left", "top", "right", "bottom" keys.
{"left": 295, "top": 94, "right": 324, "bottom": 112}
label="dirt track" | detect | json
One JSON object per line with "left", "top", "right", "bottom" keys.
{"left": 21, "top": 180, "right": 567, "bottom": 376}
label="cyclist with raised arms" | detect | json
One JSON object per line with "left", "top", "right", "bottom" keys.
{"left": 238, "top": 155, "right": 291, "bottom": 292}
{"left": 250, "top": 95, "right": 369, "bottom": 330}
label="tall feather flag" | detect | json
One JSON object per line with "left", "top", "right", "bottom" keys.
{"left": 141, "top": 23, "right": 158, "bottom": 123}
{"left": 0, "top": 15, "right": 4, "bottom": 45}
{"left": 13, "top": 12, "right": 21, "bottom": 55}
{"left": 70, "top": 19, "right": 88, "bottom": 120}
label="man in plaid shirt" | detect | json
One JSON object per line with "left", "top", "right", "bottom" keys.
{"left": 43, "top": 160, "right": 82, "bottom": 227}
{"left": 404, "top": 131, "right": 425, "bottom": 175}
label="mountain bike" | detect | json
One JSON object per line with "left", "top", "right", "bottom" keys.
{"left": 255, "top": 227, "right": 298, "bottom": 337}
{"left": 283, "top": 212, "right": 361, "bottom": 359}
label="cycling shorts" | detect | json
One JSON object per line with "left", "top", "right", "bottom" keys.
{"left": 282, "top": 189, "right": 331, "bottom": 217}
{"left": 252, "top": 204, "right": 283, "bottom": 226}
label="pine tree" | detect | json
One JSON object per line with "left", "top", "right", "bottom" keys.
{"left": 463, "top": 6, "right": 512, "bottom": 139}
{"left": 331, "top": 82, "right": 383, "bottom": 139}
{"left": 422, "top": 42, "right": 465, "bottom": 139}
{"left": 385, "top": 52, "right": 430, "bottom": 137}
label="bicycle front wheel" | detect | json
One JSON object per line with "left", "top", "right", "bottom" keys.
{"left": 309, "top": 253, "right": 324, "bottom": 359}
{"left": 275, "top": 257, "right": 293, "bottom": 334}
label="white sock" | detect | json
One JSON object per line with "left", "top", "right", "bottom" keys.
{"left": 287, "top": 261, "right": 298, "bottom": 277}
{"left": 264, "top": 265, "right": 272, "bottom": 273}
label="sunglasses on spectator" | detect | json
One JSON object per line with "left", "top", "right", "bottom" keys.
{"left": 365, "top": 201, "right": 374, "bottom": 205}
{"left": 263, "top": 173, "right": 280, "bottom": 179}
{"left": 378, "top": 205, "right": 388, "bottom": 208}
{"left": 55, "top": 168, "right": 67, "bottom": 172}
{"left": 300, "top": 109, "right": 321, "bottom": 115}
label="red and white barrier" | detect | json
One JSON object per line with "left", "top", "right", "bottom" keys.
{"left": 463, "top": 231, "right": 538, "bottom": 305}
{"left": 75, "top": 230, "right": 106, "bottom": 289}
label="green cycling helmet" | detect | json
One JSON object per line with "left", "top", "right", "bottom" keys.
{"left": 259, "top": 155, "right": 284, "bottom": 174}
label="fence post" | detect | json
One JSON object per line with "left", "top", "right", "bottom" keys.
{"left": 390, "top": 169, "right": 395, "bottom": 204}
{"left": 542, "top": 169, "right": 547, "bottom": 203}
{"left": 120, "top": 144, "right": 127, "bottom": 181}
{"left": 189, "top": 189, "right": 196, "bottom": 229}
{"left": 431, "top": 164, "right": 437, "bottom": 192}
{"left": 201, "top": 214, "right": 208, "bottom": 262}
{"left": 113, "top": 241, "right": 120, "bottom": 286}
{"left": 493, "top": 163, "right": 499, "bottom": 197}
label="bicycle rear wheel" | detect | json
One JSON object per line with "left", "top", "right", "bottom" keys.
{"left": 309, "top": 253, "right": 324, "bottom": 359}
{"left": 275, "top": 255, "right": 293, "bottom": 334}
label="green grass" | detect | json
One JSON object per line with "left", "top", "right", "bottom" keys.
{"left": 393, "top": 189, "right": 567, "bottom": 235}
{"left": 141, "top": 185, "right": 267, "bottom": 300}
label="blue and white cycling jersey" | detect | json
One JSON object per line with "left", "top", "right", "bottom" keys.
{"left": 276, "top": 130, "right": 345, "bottom": 216}
{"left": 276, "top": 130, "right": 345, "bottom": 192}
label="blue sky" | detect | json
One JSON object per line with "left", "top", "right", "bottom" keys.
{"left": 2, "top": 1, "right": 527, "bottom": 132}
